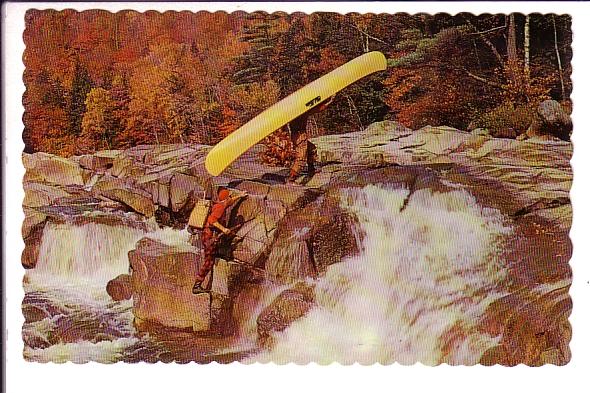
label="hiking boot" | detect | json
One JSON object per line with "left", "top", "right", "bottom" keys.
{"left": 192, "top": 281, "right": 209, "bottom": 294}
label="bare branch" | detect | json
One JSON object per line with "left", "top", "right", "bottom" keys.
{"left": 462, "top": 68, "right": 507, "bottom": 90}
{"left": 347, "top": 23, "right": 391, "bottom": 47}
{"left": 468, "top": 25, "right": 505, "bottom": 36}
{"left": 464, "top": 20, "right": 505, "bottom": 67}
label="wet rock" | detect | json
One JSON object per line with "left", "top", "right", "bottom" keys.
{"left": 265, "top": 193, "right": 360, "bottom": 284}
{"left": 266, "top": 232, "right": 314, "bottom": 285}
{"left": 257, "top": 282, "right": 315, "bottom": 348}
{"left": 23, "top": 152, "right": 85, "bottom": 186}
{"left": 22, "top": 221, "right": 45, "bottom": 269}
{"left": 106, "top": 274, "right": 133, "bottom": 301}
{"left": 479, "top": 280, "right": 572, "bottom": 366}
{"left": 129, "top": 238, "right": 211, "bottom": 332}
{"left": 311, "top": 208, "right": 359, "bottom": 274}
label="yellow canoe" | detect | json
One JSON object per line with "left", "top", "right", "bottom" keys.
{"left": 205, "top": 51, "right": 387, "bottom": 176}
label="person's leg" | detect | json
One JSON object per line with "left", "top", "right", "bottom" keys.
{"left": 193, "top": 234, "right": 216, "bottom": 293}
{"left": 306, "top": 141, "right": 317, "bottom": 176}
{"left": 288, "top": 141, "right": 308, "bottom": 182}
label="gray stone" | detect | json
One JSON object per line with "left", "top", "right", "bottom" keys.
{"left": 211, "top": 259, "right": 245, "bottom": 297}
{"left": 23, "top": 152, "right": 85, "bottom": 186}
{"left": 23, "top": 182, "right": 70, "bottom": 208}
{"left": 169, "top": 173, "right": 204, "bottom": 212}
{"left": 257, "top": 282, "right": 315, "bottom": 347}
{"left": 233, "top": 218, "right": 273, "bottom": 264}
{"left": 527, "top": 100, "right": 572, "bottom": 141}
{"left": 129, "top": 238, "right": 211, "bottom": 332}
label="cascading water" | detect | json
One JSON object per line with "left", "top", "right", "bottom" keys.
{"left": 254, "top": 185, "right": 512, "bottom": 365}
{"left": 23, "top": 184, "right": 513, "bottom": 364}
{"left": 23, "top": 221, "right": 153, "bottom": 363}
{"left": 30, "top": 222, "right": 147, "bottom": 286}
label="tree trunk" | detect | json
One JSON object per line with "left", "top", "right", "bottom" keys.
{"left": 507, "top": 13, "right": 519, "bottom": 84}
{"left": 524, "top": 15, "right": 530, "bottom": 84}
{"left": 553, "top": 15, "right": 566, "bottom": 100}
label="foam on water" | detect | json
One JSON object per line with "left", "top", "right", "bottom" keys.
{"left": 255, "top": 185, "right": 511, "bottom": 365}
{"left": 24, "top": 337, "right": 139, "bottom": 364}
{"left": 24, "top": 221, "right": 159, "bottom": 362}
{"left": 27, "top": 222, "right": 147, "bottom": 288}
{"left": 145, "top": 226, "right": 196, "bottom": 252}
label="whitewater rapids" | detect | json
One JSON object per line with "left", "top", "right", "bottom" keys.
{"left": 22, "top": 184, "right": 512, "bottom": 364}
{"left": 254, "top": 185, "right": 511, "bottom": 365}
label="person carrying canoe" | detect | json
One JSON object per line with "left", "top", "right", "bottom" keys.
{"left": 191, "top": 186, "right": 245, "bottom": 294}
{"left": 287, "top": 96, "right": 334, "bottom": 183}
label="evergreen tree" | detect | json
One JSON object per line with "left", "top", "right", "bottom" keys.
{"left": 68, "top": 59, "right": 93, "bottom": 135}
{"left": 232, "top": 12, "right": 280, "bottom": 86}
{"left": 37, "top": 68, "right": 66, "bottom": 108}
{"left": 269, "top": 16, "right": 307, "bottom": 96}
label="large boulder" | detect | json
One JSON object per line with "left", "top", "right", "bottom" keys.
{"left": 526, "top": 100, "right": 572, "bottom": 141}
{"left": 127, "top": 237, "right": 254, "bottom": 335}
{"left": 169, "top": 173, "right": 204, "bottom": 212}
{"left": 265, "top": 193, "right": 360, "bottom": 284}
{"left": 23, "top": 152, "right": 85, "bottom": 186}
{"left": 129, "top": 238, "right": 211, "bottom": 332}
{"left": 77, "top": 150, "right": 120, "bottom": 172}
{"left": 94, "top": 177, "right": 156, "bottom": 218}
{"left": 257, "top": 282, "right": 315, "bottom": 348}
{"left": 23, "top": 182, "right": 70, "bottom": 208}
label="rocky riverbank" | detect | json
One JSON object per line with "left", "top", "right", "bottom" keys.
{"left": 22, "top": 120, "right": 572, "bottom": 365}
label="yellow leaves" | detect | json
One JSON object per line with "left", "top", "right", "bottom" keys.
{"left": 230, "top": 80, "right": 280, "bottom": 121}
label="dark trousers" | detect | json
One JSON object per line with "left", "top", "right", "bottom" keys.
{"left": 196, "top": 229, "right": 218, "bottom": 282}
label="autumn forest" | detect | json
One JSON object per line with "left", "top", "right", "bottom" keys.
{"left": 23, "top": 10, "right": 572, "bottom": 157}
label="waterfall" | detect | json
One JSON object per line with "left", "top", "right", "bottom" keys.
{"left": 27, "top": 222, "right": 147, "bottom": 289}
{"left": 255, "top": 184, "right": 512, "bottom": 365}
{"left": 22, "top": 221, "right": 181, "bottom": 363}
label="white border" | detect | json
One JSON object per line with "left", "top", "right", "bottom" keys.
{"left": 3, "top": 2, "right": 589, "bottom": 393}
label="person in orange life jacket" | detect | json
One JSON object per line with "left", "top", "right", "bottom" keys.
{"left": 192, "top": 187, "right": 244, "bottom": 294}
{"left": 287, "top": 96, "right": 335, "bottom": 184}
